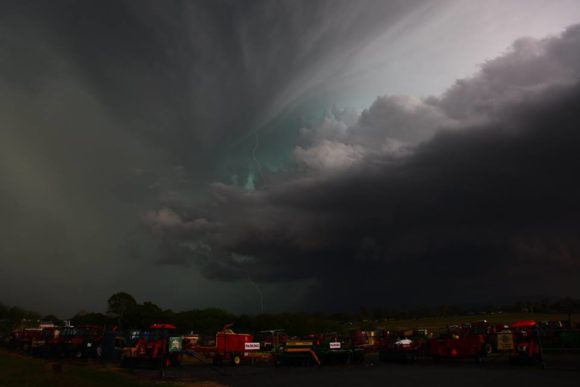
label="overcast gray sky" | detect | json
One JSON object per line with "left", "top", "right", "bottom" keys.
{"left": 1, "top": 0, "right": 580, "bottom": 317}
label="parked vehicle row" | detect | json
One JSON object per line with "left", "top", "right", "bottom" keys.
{"left": 3, "top": 319, "right": 577, "bottom": 368}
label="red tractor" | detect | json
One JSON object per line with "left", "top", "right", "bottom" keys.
{"left": 509, "top": 320, "right": 543, "bottom": 365}
{"left": 121, "top": 323, "right": 181, "bottom": 368}
{"left": 45, "top": 325, "right": 104, "bottom": 358}
{"left": 9, "top": 328, "right": 44, "bottom": 353}
{"left": 428, "top": 325, "right": 490, "bottom": 363}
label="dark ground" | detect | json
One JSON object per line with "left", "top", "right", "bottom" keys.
{"left": 134, "top": 352, "right": 580, "bottom": 387}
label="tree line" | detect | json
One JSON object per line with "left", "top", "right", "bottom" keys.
{"left": 2, "top": 294, "right": 579, "bottom": 337}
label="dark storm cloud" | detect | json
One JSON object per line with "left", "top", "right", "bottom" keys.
{"left": 3, "top": 0, "right": 580, "bottom": 314}
{"left": 1, "top": 0, "right": 429, "bottom": 173}
{"left": 147, "top": 25, "right": 580, "bottom": 309}
{"left": 1, "top": 0, "right": 436, "bottom": 314}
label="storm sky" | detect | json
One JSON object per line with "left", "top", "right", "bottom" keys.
{"left": 2, "top": 0, "right": 580, "bottom": 317}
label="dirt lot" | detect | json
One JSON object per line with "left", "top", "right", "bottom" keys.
{"left": 134, "top": 352, "right": 580, "bottom": 387}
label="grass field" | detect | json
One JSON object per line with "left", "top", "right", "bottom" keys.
{"left": 0, "top": 349, "right": 223, "bottom": 387}
{"left": 378, "top": 312, "right": 572, "bottom": 332}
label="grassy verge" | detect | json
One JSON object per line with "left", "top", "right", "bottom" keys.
{"left": 0, "top": 349, "right": 198, "bottom": 387}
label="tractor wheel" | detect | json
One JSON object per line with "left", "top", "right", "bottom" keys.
{"left": 233, "top": 354, "right": 242, "bottom": 366}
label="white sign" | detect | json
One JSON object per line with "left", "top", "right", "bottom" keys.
{"left": 329, "top": 342, "right": 341, "bottom": 349}
{"left": 244, "top": 342, "right": 261, "bottom": 351}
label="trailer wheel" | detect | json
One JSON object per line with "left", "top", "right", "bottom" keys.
{"left": 233, "top": 354, "right": 242, "bottom": 366}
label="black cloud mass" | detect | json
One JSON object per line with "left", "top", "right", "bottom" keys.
{"left": 2, "top": 0, "right": 580, "bottom": 314}
{"left": 147, "top": 25, "right": 580, "bottom": 310}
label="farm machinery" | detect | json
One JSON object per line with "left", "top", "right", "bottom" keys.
{"left": 243, "top": 329, "right": 288, "bottom": 363}
{"left": 190, "top": 325, "right": 255, "bottom": 365}
{"left": 274, "top": 333, "right": 365, "bottom": 366}
{"left": 120, "top": 323, "right": 181, "bottom": 368}
{"left": 508, "top": 320, "right": 543, "bottom": 365}
{"left": 7, "top": 328, "right": 45, "bottom": 353}
{"left": 428, "top": 324, "right": 491, "bottom": 363}
{"left": 48, "top": 325, "right": 105, "bottom": 358}
{"left": 7, "top": 324, "right": 106, "bottom": 358}
{"left": 378, "top": 329, "right": 430, "bottom": 362}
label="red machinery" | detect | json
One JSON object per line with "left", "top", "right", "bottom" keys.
{"left": 193, "top": 325, "right": 255, "bottom": 366}
{"left": 44, "top": 325, "right": 105, "bottom": 358}
{"left": 9, "top": 328, "right": 44, "bottom": 353}
{"left": 509, "top": 320, "right": 543, "bottom": 364}
{"left": 121, "top": 323, "right": 181, "bottom": 368}
{"left": 379, "top": 330, "right": 428, "bottom": 362}
{"left": 350, "top": 330, "right": 379, "bottom": 352}
{"left": 428, "top": 325, "right": 489, "bottom": 363}
{"left": 244, "top": 330, "right": 288, "bottom": 363}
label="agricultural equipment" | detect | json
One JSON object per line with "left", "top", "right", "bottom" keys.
{"left": 45, "top": 325, "right": 105, "bottom": 358}
{"left": 192, "top": 325, "right": 255, "bottom": 365}
{"left": 428, "top": 325, "right": 490, "bottom": 363}
{"left": 244, "top": 329, "right": 288, "bottom": 363}
{"left": 275, "top": 333, "right": 364, "bottom": 366}
{"left": 379, "top": 330, "right": 429, "bottom": 362}
{"left": 9, "top": 328, "right": 44, "bottom": 353}
{"left": 509, "top": 320, "right": 543, "bottom": 365}
{"left": 558, "top": 329, "right": 580, "bottom": 349}
{"left": 349, "top": 330, "right": 378, "bottom": 352}
{"left": 120, "top": 323, "right": 181, "bottom": 368}
{"left": 275, "top": 338, "right": 321, "bottom": 366}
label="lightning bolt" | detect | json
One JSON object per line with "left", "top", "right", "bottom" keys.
{"left": 247, "top": 276, "right": 264, "bottom": 314}
{"left": 252, "top": 132, "right": 265, "bottom": 182}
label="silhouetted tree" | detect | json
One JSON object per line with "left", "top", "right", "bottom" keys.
{"left": 107, "top": 292, "right": 137, "bottom": 329}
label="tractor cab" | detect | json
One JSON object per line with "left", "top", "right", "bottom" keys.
{"left": 510, "top": 320, "right": 543, "bottom": 364}
{"left": 254, "top": 329, "right": 288, "bottom": 352}
{"left": 121, "top": 323, "right": 181, "bottom": 368}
